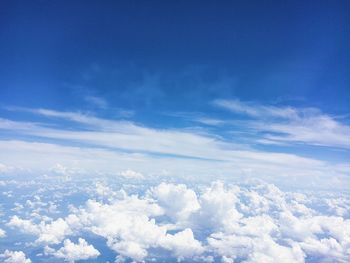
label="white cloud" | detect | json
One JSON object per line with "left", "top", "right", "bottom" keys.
{"left": 160, "top": 228, "right": 204, "bottom": 260}
{"left": 5, "top": 181, "right": 350, "bottom": 262}
{"left": 0, "top": 250, "right": 31, "bottom": 263}
{"left": 7, "top": 216, "right": 40, "bottom": 236}
{"left": 45, "top": 238, "right": 100, "bottom": 262}
{"left": 1, "top": 136, "right": 348, "bottom": 190}
{"left": 0, "top": 107, "right": 336, "bottom": 163}
{"left": 7, "top": 184, "right": 204, "bottom": 262}
{"left": 119, "top": 169, "right": 144, "bottom": 179}
{"left": 262, "top": 115, "right": 350, "bottom": 149}
{"left": 0, "top": 163, "right": 14, "bottom": 175}
{"left": 84, "top": 95, "right": 108, "bottom": 109}
{"left": 213, "top": 99, "right": 299, "bottom": 119}
{"left": 108, "top": 240, "right": 147, "bottom": 262}
{"left": 0, "top": 228, "right": 6, "bottom": 238}
{"left": 7, "top": 216, "right": 73, "bottom": 245}
{"left": 325, "top": 196, "right": 350, "bottom": 217}
{"left": 208, "top": 234, "right": 305, "bottom": 263}
{"left": 0, "top": 106, "right": 350, "bottom": 190}
{"left": 195, "top": 181, "right": 242, "bottom": 231}
{"left": 214, "top": 99, "right": 350, "bottom": 150}
{"left": 150, "top": 183, "right": 200, "bottom": 222}
{"left": 194, "top": 117, "right": 226, "bottom": 126}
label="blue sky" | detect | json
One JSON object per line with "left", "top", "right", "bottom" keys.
{"left": 0, "top": 1, "right": 350, "bottom": 189}
{"left": 1, "top": 1, "right": 350, "bottom": 111}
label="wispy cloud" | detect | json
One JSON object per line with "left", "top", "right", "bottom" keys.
{"left": 213, "top": 99, "right": 299, "bottom": 119}
{"left": 1, "top": 107, "right": 350, "bottom": 188}
{"left": 84, "top": 95, "right": 108, "bottom": 109}
{"left": 214, "top": 99, "right": 350, "bottom": 150}
{"left": 0, "top": 108, "right": 326, "bottom": 167}
{"left": 194, "top": 117, "right": 226, "bottom": 126}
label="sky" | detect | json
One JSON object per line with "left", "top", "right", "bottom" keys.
{"left": 2, "top": 1, "right": 350, "bottom": 111}
{"left": 1, "top": 1, "right": 350, "bottom": 189}
{"left": 1, "top": 1, "right": 350, "bottom": 263}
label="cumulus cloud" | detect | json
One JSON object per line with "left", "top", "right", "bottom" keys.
{"left": 7, "top": 216, "right": 73, "bottom": 245}
{"left": 5, "top": 181, "right": 350, "bottom": 262}
{"left": 45, "top": 238, "right": 100, "bottom": 262}
{"left": 0, "top": 250, "right": 31, "bottom": 263}
{"left": 6, "top": 183, "right": 204, "bottom": 262}
{"left": 149, "top": 182, "right": 200, "bottom": 222}
{"left": 194, "top": 181, "right": 242, "bottom": 231}
{"left": 160, "top": 228, "right": 204, "bottom": 260}
{"left": 72, "top": 196, "right": 203, "bottom": 262}
{"left": 119, "top": 169, "right": 144, "bottom": 179}
{"left": 208, "top": 233, "right": 305, "bottom": 263}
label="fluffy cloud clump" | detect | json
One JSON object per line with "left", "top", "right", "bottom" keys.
{"left": 7, "top": 216, "right": 73, "bottom": 245}
{"left": 149, "top": 182, "right": 200, "bottom": 222}
{"left": 5, "top": 181, "right": 350, "bottom": 262}
{"left": 0, "top": 250, "right": 31, "bottom": 263}
{"left": 45, "top": 238, "right": 100, "bottom": 262}
{"left": 119, "top": 169, "right": 144, "bottom": 179}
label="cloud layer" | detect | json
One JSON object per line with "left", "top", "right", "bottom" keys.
{"left": 3, "top": 179, "right": 350, "bottom": 262}
{"left": 1, "top": 104, "right": 350, "bottom": 189}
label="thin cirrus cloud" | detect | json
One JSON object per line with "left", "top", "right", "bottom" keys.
{"left": 84, "top": 95, "right": 108, "bottom": 109}
{"left": 0, "top": 106, "right": 350, "bottom": 189}
{"left": 213, "top": 99, "right": 300, "bottom": 119}
{"left": 213, "top": 99, "right": 350, "bottom": 150}
{"left": 0, "top": 107, "right": 332, "bottom": 167}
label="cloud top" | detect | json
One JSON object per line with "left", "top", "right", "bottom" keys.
{"left": 5, "top": 180, "right": 350, "bottom": 262}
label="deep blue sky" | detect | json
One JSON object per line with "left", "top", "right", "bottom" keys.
{"left": 1, "top": 1, "right": 350, "bottom": 114}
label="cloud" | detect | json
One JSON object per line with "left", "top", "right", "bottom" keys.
{"left": 261, "top": 115, "right": 350, "bottom": 149}
{"left": 1, "top": 105, "right": 350, "bottom": 190}
{"left": 1, "top": 111, "right": 349, "bottom": 189}
{"left": 7, "top": 216, "right": 73, "bottom": 245}
{"left": 108, "top": 240, "right": 148, "bottom": 262}
{"left": 208, "top": 233, "right": 305, "bottom": 263}
{"left": 119, "top": 169, "right": 144, "bottom": 179}
{"left": 0, "top": 228, "right": 6, "bottom": 238}
{"left": 0, "top": 250, "right": 31, "bottom": 263}
{"left": 214, "top": 99, "right": 350, "bottom": 150}
{"left": 7, "top": 183, "right": 203, "bottom": 262}
{"left": 84, "top": 95, "right": 108, "bottom": 109}
{"left": 159, "top": 228, "right": 204, "bottom": 260}
{"left": 73, "top": 196, "right": 202, "bottom": 262}
{"left": 0, "top": 163, "right": 9, "bottom": 173}
{"left": 194, "top": 117, "right": 226, "bottom": 126}
{"left": 194, "top": 181, "right": 242, "bottom": 231}
{"left": 213, "top": 99, "right": 299, "bottom": 119}
{"left": 45, "top": 238, "right": 100, "bottom": 262}
{"left": 150, "top": 183, "right": 200, "bottom": 222}
{"left": 6, "top": 181, "right": 350, "bottom": 262}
